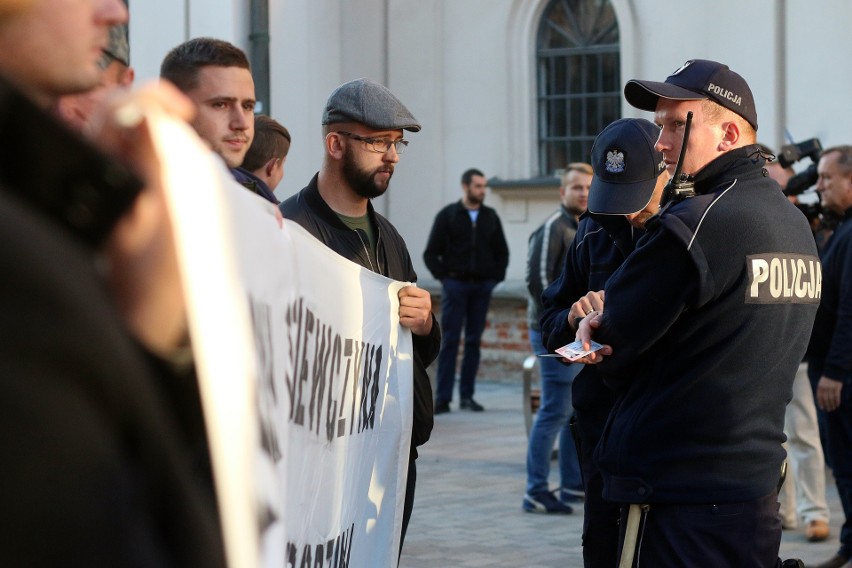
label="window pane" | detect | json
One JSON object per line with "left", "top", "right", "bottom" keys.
{"left": 536, "top": 0, "right": 620, "bottom": 175}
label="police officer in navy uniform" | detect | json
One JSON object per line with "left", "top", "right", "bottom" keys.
{"left": 541, "top": 118, "right": 669, "bottom": 566}
{"left": 574, "top": 60, "right": 821, "bottom": 566}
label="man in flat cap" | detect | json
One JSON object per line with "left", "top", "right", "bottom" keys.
{"left": 280, "top": 77, "right": 439, "bottom": 559}
{"left": 573, "top": 60, "right": 820, "bottom": 565}
{"left": 541, "top": 117, "right": 668, "bottom": 566}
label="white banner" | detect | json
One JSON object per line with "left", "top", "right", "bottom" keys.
{"left": 151, "top": 111, "right": 413, "bottom": 568}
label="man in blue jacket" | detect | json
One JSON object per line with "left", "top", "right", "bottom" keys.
{"left": 575, "top": 59, "right": 820, "bottom": 566}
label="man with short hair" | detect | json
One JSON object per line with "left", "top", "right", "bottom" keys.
{"left": 808, "top": 145, "right": 852, "bottom": 568}
{"left": 0, "top": 0, "right": 225, "bottom": 564}
{"left": 232, "top": 114, "right": 291, "bottom": 203}
{"left": 523, "top": 161, "right": 591, "bottom": 515}
{"left": 574, "top": 59, "right": 820, "bottom": 565}
{"left": 160, "top": 37, "right": 256, "bottom": 170}
{"left": 759, "top": 143, "right": 832, "bottom": 543}
{"left": 424, "top": 168, "right": 510, "bottom": 414}
{"left": 279, "top": 77, "right": 439, "bottom": 558}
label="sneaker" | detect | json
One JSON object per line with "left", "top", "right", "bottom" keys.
{"left": 434, "top": 400, "right": 451, "bottom": 415}
{"left": 560, "top": 487, "right": 585, "bottom": 504}
{"left": 459, "top": 398, "right": 484, "bottom": 411}
{"left": 523, "top": 490, "right": 573, "bottom": 514}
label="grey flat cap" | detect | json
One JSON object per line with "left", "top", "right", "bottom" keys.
{"left": 322, "top": 78, "right": 421, "bottom": 132}
{"left": 99, "top": 24, "right": 129, "bottom": 68}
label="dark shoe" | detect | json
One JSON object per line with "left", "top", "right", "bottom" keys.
{"left": 434, "top": 400, "right": 450, "bottom": 415}
{"left": 811, "top": 554, "right": 851, "bottom": 568}
{"left": 459, "top": 398, "right": 484, "bottom": 411}
{"left": 560, "top": 487, "right": 585, "bottom": 503}
{"left": 522, "top": 490, "right": 573, "bottom": 514}
{"left": 805, "top": 519, "right": 830, "bottom": 542}
{"left": 781, "top": 560, "right": 804, "bottom": 568}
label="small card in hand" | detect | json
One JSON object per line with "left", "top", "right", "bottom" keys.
{"left": 554, "top": 339, "right": 604, "bottom": 361}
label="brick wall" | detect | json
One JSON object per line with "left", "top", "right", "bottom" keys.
{"left": 429, "top": 293, "right": 533, "bottom": 384}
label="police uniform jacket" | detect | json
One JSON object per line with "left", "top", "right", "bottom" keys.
{"left": 423, "top": 200, "right": 509, "bottom": 282}
{"left": 807, "top": 206, "right": 852, "bottom": 380}
{"left": 280, "top": 174, "right": 440, "bottom": 454}
{"left": 540, "top": 214, "right": 644, "bottom": 411}
{"left": 592, "top": 145, "right": 821, "bottom": 505}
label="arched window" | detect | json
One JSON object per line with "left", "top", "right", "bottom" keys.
{"left": 536, "top": 0, "right": 620, "bottom": 175}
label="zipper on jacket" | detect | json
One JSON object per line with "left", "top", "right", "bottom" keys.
{"left": 353, "top": 227, "right": 384, "bottom": 275}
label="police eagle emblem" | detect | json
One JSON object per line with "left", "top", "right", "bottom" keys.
{"left": 606, "top": 150, "right": 625, "bottom": 173}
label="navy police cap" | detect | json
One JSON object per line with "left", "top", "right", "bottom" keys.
{"left": 624, "top": 59, "right": 758, "bottom": 131}
{"left": 588, "top": 118, "right": 667, "bottom": 215}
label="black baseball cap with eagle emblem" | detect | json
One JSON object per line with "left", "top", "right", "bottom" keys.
{"left": 587, "top": 118, "right": 667, "bottom": 215}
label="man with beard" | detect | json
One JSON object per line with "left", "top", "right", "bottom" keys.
{"left": 279, "top": 77, "right": 440, "bottom": 559}
{"left": 424, "top": 168, "right": 510, "bottom": 414}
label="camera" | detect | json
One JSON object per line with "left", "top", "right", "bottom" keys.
{"left": 777, "top": 138, "right": 822, "bottom": 197}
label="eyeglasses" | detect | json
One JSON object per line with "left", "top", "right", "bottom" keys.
{"left": 336, "top": 131, "right": 408, "bottom": 155}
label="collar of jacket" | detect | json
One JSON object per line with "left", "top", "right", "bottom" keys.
{"left": 302, "top": 172, "right": 379, "bottom": 230}
{"left": 692, "top": 144, "right": 764, "bottom": 196}
{"left": 231, "top": 167, "right": 278, "bottom": 204}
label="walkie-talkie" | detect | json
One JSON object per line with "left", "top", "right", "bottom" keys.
{"left": 660, "top": 110, "right": 696, "bottom": 206}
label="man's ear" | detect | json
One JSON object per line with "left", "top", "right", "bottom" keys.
{"left": 326, "top": 132, "right": 345, "bottom": 160}
{"left": 264, "top": 157, "right": 278, "bottom": 177}
{"left": 717, "top": 119, "right": 741, "bottom": 152}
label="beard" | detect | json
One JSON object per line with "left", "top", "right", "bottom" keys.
{"left": 342, "top": 147, "right": 393, "bottom": 199}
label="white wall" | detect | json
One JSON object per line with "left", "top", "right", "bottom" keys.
{"left": 128, "top": 0, "right": 852, "bottom": 290}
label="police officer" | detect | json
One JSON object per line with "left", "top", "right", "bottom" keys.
{"left": 575, "top": 60, "right": 821, "bottom": 566}
{"left": 541, "top": 118, "right": 668, "bottom": 566}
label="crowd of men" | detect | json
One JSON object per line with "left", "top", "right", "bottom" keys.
{"left": 1, "top": 1, "right": 850, "bottom": 567}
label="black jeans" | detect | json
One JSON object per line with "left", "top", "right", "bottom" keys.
{"left": 435, "top": 278, "right": 495, "bottom": 403}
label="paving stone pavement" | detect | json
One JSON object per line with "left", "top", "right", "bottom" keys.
{"left": 399, "top": 380, "right": 844, "bottom": 568}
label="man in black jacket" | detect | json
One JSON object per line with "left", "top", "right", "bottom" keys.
{"left": 808, "top": 145, "right": 852, "bottom": 568}
{"left": 574, "top": 59, "right": 820, "bottom": 566}
{"left": 424, "top": 169, "right": 509, "bottom": 413}
{"left": 279, "top": 77, "right": 440, "bottom": 558}
{"left": 0, "top": 1, "right": 226, "bottom": 565}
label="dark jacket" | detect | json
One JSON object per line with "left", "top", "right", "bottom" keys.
{"left": 526, "top": 206, "right": 579, "bottom": 331}
{"left": 540, "top": 214, "right": 644, "bottom": 411}
{"left": 280, "top": 174, "right": 439, "bottom": 454}
{"left": 592, "top": 146, "right": 821, "bottom": 505}
{"left": 231, "top": 167, "right": 279, "bottom": 204}
{"left": 807, "top": 207, "right": 852, "bottom": 380}
{"left": 423, "top": 200, "right": 509, "bottom": 282}
{"left": 0, "top": 76, "right": 225, "bottom": 567}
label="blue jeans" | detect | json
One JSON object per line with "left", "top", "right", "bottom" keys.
{"left": 808, "top": 361, "right": 852, "bottom": 558}
{"left": 435, "top": 278, "right": 495, "bottom": 403}
{"left": 526, "top": 328, "right": 583, "bottom": 495}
